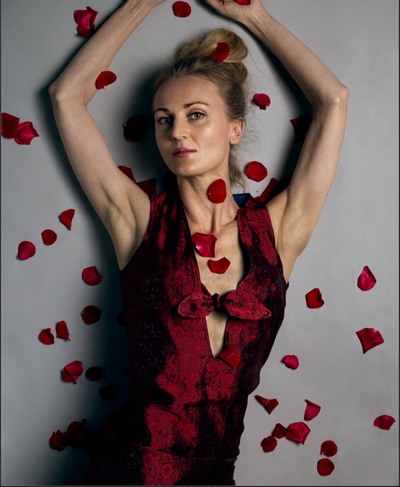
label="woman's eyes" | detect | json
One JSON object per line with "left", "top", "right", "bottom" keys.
{"left": 157, "top": 112, "right": 205, "bottom": 125}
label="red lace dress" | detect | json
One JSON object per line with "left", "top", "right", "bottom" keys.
{"left": 84, "top": 191, "right": 287, "bottom": 485}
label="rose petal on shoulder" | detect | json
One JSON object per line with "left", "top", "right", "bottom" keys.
{"left": 357, "top": 266, "right": 377, "bottom": 291}
{"left": 1, "top": 112, "right": 20, "bottom": 138}
{"left": 374, "top": 415, "right": 395, "bottom": 430}
{"left": 356, "top": 327, "right": 384, "bottom": 353}
{"left": 305, "top": 288, "right": 324, "bottom": 308}
{"left": 18, "top": 241, "right": 36, "bottom": 260}
{"left": 39, "top": 328, "right": 55, "bottom": 345}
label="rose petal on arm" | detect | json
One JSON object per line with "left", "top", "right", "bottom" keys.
{"left": 357, "top": 266, "right": 377, "bottom": 291}
{"left": 39, "top": 328, "right": 55, "bottom": 345}
{"left": 209, "top": 42, "right": 231, "bottom": 62}
{"left": 253, "top": 93, "right": 271, "bottom": 110}
{"left": 137, "top": 178, "right": 157, "bottom": 195}
{"left": 82, "top": 266, "right": 102, "bottom": 285}
{"left": 208, "top": 257, "right": 230, "bottom": 274}
{"left": 1, "top": 112, "right": 20, "bottom": 138}
{"left": 85, "top": 366, "right": 103, "bottom": 381}
{"left": 56, "top": 321, "right": 70, "bottom": 341}
{"left": 217, "top": 344, "right": 240, "bottom": 368}
{"left": 192, "top": 233, "right": 217, "bottom": 257}
{"left": 317, "top": 458, "right": 335, "bottom": 476}
{"left": 255, "top": 395, "right": 279, "bottom": 414}
{"left": 18, "top": 241, "right": 36, "bottom": 260}
{"left": 81, "top": 305, "right": 102, "bottom": 325}
{"left": 245, "top": 161, "right": 268, "bottom": 182}
{"left": 282, "top": 354, "right": 299, "bottom": 369}
{"left": 272, "top": 423, "right": 288, "bottom": 439}
{"left": 172, "top": 1, "right": 192, "bottom": 17}
{"left": 14, "top": 121, "right": 39, "bottom": 145}
{"left": 95, "top": 71, "right": 117, "bottom": 89}
{"left": 290, "top": 114, "right": 312, "bottom": 141}
{"left": 49, "top": 430, "right": 70, "bottom": 451}
{"left": 374, "top": 415, "right": 395, "bottom": 430}
{"left": 285, "top": 422, "right": 310, "bottom": 444}
{"left": 123, "top": 115, "right": 146, "bottom": 141}
{"left": 59, "top": 209, "right": 75, "bottom": 230}
{"left": 41, "top": 229, "right": 57, "bottom": 245}
{"left": 208, "top": 179, "right": 227, "bottom": 203}
{"left": 305, "top": 288, "right": 324, "bottom": 308}
{"left": 261, "top": 436, "right": 277, "bottom": 452}
{"left": 321, "top": 440, "right": 338, "bottom": 457}
{"left": 356, "top": 327, "right": 384, "bottom": 353}
{"left": 62, "top": 361, "right": 83, "bottom": 384}
{"left": 304, "top": 399, "right": 321, "bottom": 421}
{"left": 118, "top": 166, "right": 136, "bottom": 182}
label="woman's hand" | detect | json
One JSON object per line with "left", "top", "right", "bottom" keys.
{"left": 204, "top": 0, "right": 268, "bottom": 25}
{"left": 126, "top": 0, "right": 167, "bottom": 10}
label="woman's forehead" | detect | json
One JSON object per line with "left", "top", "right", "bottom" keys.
{"left": 154, "top": 76, "right": 222, "bottom": 108}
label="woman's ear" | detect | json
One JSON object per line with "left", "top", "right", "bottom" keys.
{"left": 229, "top": 118, "right": 245, "bottom": 145}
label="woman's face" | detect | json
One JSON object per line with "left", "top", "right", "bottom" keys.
{"left": 153, "top": 75, "right": 243, "bottom": 179}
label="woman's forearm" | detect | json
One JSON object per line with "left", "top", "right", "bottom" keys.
{"left": 243, "top": 12, "right": 349, "bottom": 108}
{"left": 49, "top": 0, "right": 153, "bottom": 105}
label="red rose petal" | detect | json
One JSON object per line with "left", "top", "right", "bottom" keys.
{"left": 67, "top": 419, "right": 86, "bottom": 448}
{"left": 172, "top": 1, "right": 192, "bottom": 18}
{"left": 62, "top": 360, "right": 83, "bottom": 384}
{"left": 99, "top": 384, "right": 119, "bottom": 399}
{"left": 255, "top": 395, "right": 279, "bottom": 414}
{"left": 76, "top": 25, "right": 96, "bottom": 37}
{"left": 81, "top": 305, "right": 102, "bottom": 325}
{"left": 1, "top": 112, "right": 20, "bottom": 138}
{"left": 56, "top": 321, "right": 70, "bottom": 341}
{"left": 49, "top": 430, "right": 70, "bottom": 451}
{"left": 192, "top": 233, "right": 217, "bottom": 257}
{"left": 285, "top": 422, "right": 311, "bottom": 445}
{"left": 18, "top": 241, "right": 36, "bottom": 260}
{"left": 208, "top": 257, "right": 230, "bottom": 274}
{"left": 305, "top": 288, "right": 324, "bottom": 308}
{"left": 245, "top": 161, "right": 268, "bottom": 182}
{"left": 261, "top": 436, "right": 278, "bottom": 452}
{"left": 317, "top": 458, "right": 335, "bottom": 476}
{"left": 356, "top": 327, "right": 384, "bottom": 353}
{"left": 357, "top": 266, "right": 377, "bottom": 291}
{"left": 209, "top": 42, "right": 231, "bottom": 62}
{"left": 123, "top": 115, "right": 146, "bottom": 141}
{"left": 41, "top": 229, "right": 57, "bottom": 245}
{"left": 14, "top": 121, "right": 39, "bottom": 145}
{"left": 85, "top": 366, "right": 103, "bottom": 381}
{"left": 217, "top": 344, "right": 240, "bottom": 368}
{"left": 59, "top": 209, "right": 75, "bottom": 230}
{"left": 234, "top": 0, "right": 251, "bottom": 4}
{"left": 61, "top": 370, "right": 74, "bottom": 383}
{"left": 374, "top": 415, "right": 395, "bottom": 430}
{"left": 272, "top": 423, "right": 288, "bottom": 439}
{"left": 137, "top": 178, "right": 157, "bottom": 195}
{"left": 208, "top": 178, "right": 227, "bottom": 203}
{"left": 74, "top": 6, "right": 98, "bottom": 34}
{"left": 253, "top": 93, "right": 271, "bottom": 110}
{"left": 118, "top": 165, "right": 136, "bottom": 183}
{"left": 282, "top": 354, "right": 299, "bottom": 369}
{"left": 82, "top": 266, "right": 102, "bottom": 286}
{"left": 95, "top": 71, "right": 117, "bottom": 90}
{"left": 39, "top": 328, "right": 55, "bottom": 345}
{"left": 256, "top": 177, "right": 291, "bottom": 206}
{"left": 321, "top": 440, "right": 338, "bottom": 457}
{"left": 304, "top": 399, "right": 321, "bottom": 421}
{"left": 290, "top": 114, "right": 312, "bottom": 141}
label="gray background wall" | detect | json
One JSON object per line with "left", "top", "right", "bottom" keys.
{"left": 1, "top": 1, "right": 398, "bottom": 485}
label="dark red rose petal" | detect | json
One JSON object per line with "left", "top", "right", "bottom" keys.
{"left": 255, "top": 395, "right": 279, "bottom": 414}
{"left": 304, "top": 399, "right": 321, "bottom": 421}
{"left": 18, "top": 241, "right": 36, "bottom": 260}
{"left": 81, "top": 305, "right": 102, "bottom": 325}
{"left": 116, "top": 312, "right": 125, "bottom": 326}
{"left": 118, "top": 165, "right": 136, "bottom": 182}
{"left": 172, "top": 1, "right": 192, "bottom": 18}
{"left": 317, "top": 458, "right": 335, "bottom": 476}
{"left": 208, "top": 178, "right": 226, "bottom": 203}
{"left": 82, "top": 266, "right": 102, "bottom": 286}
{"left": 41, "top": 229, "right": 57, "bottom": 245}
{"left": 217, "top": 344, "right": 240, "bottom": 368}
{"left": 272, "top": 423, "right": 288, "bottom": 439}
{"left": 49, "top": 430, "right": 70, "bottom": 451}
{"left": 192, "top": 233, "right": 217, "bottom": 257}
{"left": 123, "top": 115, "right": 146, "bottom": 141}
{"left": 1, "top": 112, "right": 20, "bottom": 138}
{"left": 234, "top": 0, "right": 251, "bottom": 4}
{"left": 56, "top": 321, "right": 70, "bottom": 341}
{"left": 61, "top": 370, "right": 74, "bottom": 383}
{"left": 357, "top": 266, "right": 377, "bottom": 291}
{"left": 245, "top": 161, "right": 268, "bottom": 182}
{"left": 305, "top": 288, "right": 324, "bottom": 308}
{"left": 374, "top": 415, "right": 395, "bottom": 430}
{"left": 62, "top": 360, "right": 83, "bottom": 384}
{"left": 39, "top": 328, "right": 55, "bottom": 345}
{"left": 255, "top": 177, "right": 291, "bottom": 205}
{"left": 208, "top": 257, "right": 230, "bottom": 274}
{"left": 74, "top": 6, "right": 98, "bottom": 34}
{"left": 59, "top": 209, "right": 75, "bottom": 230}
{"left": 76, "top": 25, "right": 96, "bottom": 37}
{"left": 356, "top": 327, "right": 384, "bottom": 353}
{"left": 282, "top": 354, "right": 299, "bottom": 369}
{"left": 253, "top": 93, "right": 271, "bottom": 110}
{"left": 99, "top": 384, "right": 119, "bottom": 399}
{"left": 67, "top": 419, "right": 86, "bottom": 448}
{"left": 95, "top": 71, "right": 117, "bottom": 90}
{"left": 137, "top": 178, "right": 156, "bottom": 195}
{"left": 14, "top": 121, "right": 39, "bottom": 145}
{"left": 290, "top": 114, "right": 312, "bottom": 141}
{"left": 321, "top": 440, "right": 338, "bottom": 457}
{"left": 209, "top": 42, "right": 231, "bottom": 62}
{"left": 285, "top": 422, "right": 310, "bottom": 445}
{"left": 261, "top": 436, "right": 277, "bottom": 452}
{"left": 85, "top": 366, "right": 103, "bottom": 381}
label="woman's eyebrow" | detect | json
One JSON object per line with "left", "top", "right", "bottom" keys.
{"left": 153, "top": 101, "right": 210, "bottom": 115}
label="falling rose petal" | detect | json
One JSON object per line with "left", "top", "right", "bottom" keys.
{"left": 81, "top": 305, "right": 102, "bottom": 325}
{"left": 255, "top": 395, "right": 279, "bottom": 414}
{"left": 290, "top": 114, "right": 312, "bottom": 141}
{"left": 282, "top": 355, "right": 299, "bottom": 369}
{"left": 209, "top": 42, "right": 231, "bottom": 62}
{"left": 116, "top": 312, "right": 125, "bottom": 327}
{"left": 95, "top": 71, "right": 117, "bottom": 90}
{"left": 14, "top": 121, "right": 39, "bottom": 145}
{"left": 85, "top": 366, "right": 103, "bottom": 381}
{"left": 17, "top": 241, "right": 36, "bottom": 260}
{"left": 49, "top": 430, "right": 70, "bottom": 452}
{"left": 1, "top": 112, "right": 20, "bottom": 138}
{"left": 118, "top": 165, "right": 136, "bottom": 183}
{"left": 356, "top": 327, "right": 384, "bottom": 353}
{"left": 82, "top": 266, "right": 102, "bottom": 286}
{"left": 59, "top": 209, "right": 75, "bottom": 230}
{"left": 67, "top": 419, "right": 86, "bottom": 448}
{"left": 172, "top": 1, "right": 192, "bottom": 18}
{"left": 56, "top": 321, "right": 70, "bottom": 341}
{"left": 217, "top": 344, "right": 240, "bottom": 368}
{"left": 137, "top": 178, "right": 157, "bottom": 195}
{"left": 304, "top": 400, "right": 321, "bottom": 421}
{"left": 99, "top": 384, "right": 119, "bottom": 399}
{"left": 305, "top": 288, "right": 324, "bottom": 308}
{"left": 245, "top": 161, "right": 268, "bottom": 182}
{"left": 123, "top": 115, "right": 146, "bottom": 141}
{"left": 357, "top": 266, "right": 377, "bottom": 291}
{"left": 253, "top": 93, "right": 271, "bottom": 110}
{"left": 41, "top": 229, "right": 57, "bottom": 245}
{"left": 39, "top": 328, "right": 55, "bottom": 345}
{"left": 192, "top": 233, "right": 217, "bottom": 257}
{"left": 62, "top": 360, "right": 83, "bottom": 384}
{"left": 285, "top": 422, "right": 311, "bottom": 445}
{"left": 208, "top": 257, "right": 230, "bottom": 274}
{"left": 321, "top": 440, "right": 338, "bottom": 457}
{"left": 74, "top": 6, "right": 98, "bottom": 36}
{"left": 208, "top": 178, "right": 227, "bottom": 203}
{"left": 374, "top": 415, "right": 395, "bottom": 430}
{"left": 272, "top": 423, "right": 288, "bottom": 439}
{"left": 317, "top": 458, "right": 335, "bottom": 476}
{"left": 261, "top": 436, "right": 278, "bottom": 452}
{"left": 234, "top": 0, "right": 251, "bottom": 4}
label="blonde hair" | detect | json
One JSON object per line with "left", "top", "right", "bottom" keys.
{"left": 152, "top": 28, "right": 251, "bottom": 191}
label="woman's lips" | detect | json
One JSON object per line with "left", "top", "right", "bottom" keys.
{"left": 173, "top": 149, "right": 197, "bottom": 158}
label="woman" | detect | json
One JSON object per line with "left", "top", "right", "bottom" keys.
{"left": 49, "top": 0, "right": 348, "bottom": 484}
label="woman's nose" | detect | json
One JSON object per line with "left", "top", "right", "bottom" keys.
{"left": 171, "top": 118, "right": 189, "bottom": 140}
